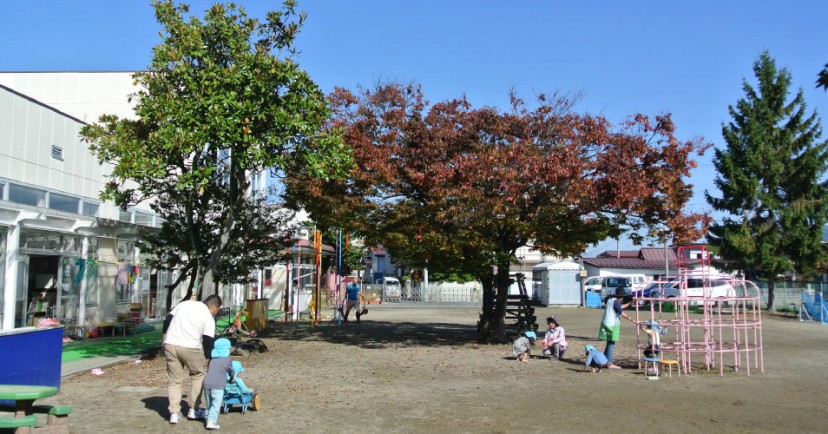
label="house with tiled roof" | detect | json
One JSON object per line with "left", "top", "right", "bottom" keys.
{"left": 583, "top": 246, "right": 725, "bottom": 279}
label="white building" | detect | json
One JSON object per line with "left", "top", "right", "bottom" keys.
{"left": 0, "top": 72, "right": 331, "bottom": 330}
{"left": 0, "top": 74, "right": 170, "bottom": 330}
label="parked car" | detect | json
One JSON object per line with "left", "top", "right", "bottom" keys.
{"left": 624, "top": 274, "right": 649, "bottom": 292}
{"left": 585, "top": 274, "right": 648, "bottom": 295}
{"left": 635, "top": 276, "right": 736, "bottom": 302}
{"left": 583, "top": 276, "right": 605, "bottom": 293}
{"left": 599, "top": 276, "right": 634, "bottom": 301}
{"left": 376, "top": 277, "right": 402, "bottom": 302}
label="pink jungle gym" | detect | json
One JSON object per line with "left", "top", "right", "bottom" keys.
{"left": 633, "top": 245, "right": 764, "bottom": 376}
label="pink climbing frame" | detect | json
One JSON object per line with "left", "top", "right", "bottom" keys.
{"left": 633, "top": 245, "right": 764, "bottom": 376}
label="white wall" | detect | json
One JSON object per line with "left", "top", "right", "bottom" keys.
{"left": 0, "top": 72, "right": 138, "bottom": 123}
{"left": 0, "top": 86, "right": 109, "bottom": 201}
{"left": 0, "top": 82, "right": 153, "bottom": 218}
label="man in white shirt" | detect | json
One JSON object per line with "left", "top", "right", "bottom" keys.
{"left": 162, "top": 294, "right": 222, "bottom": 424}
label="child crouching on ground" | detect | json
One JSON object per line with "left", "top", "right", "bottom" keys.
{"left": 513, "top": 330, "right": 537, "bottom": 362}
{"left": 203, "top": 338, "right": 234, "bottom": 430}
{"left": 225, "top": 360, "right": 260, "bottom": 411}
{"left": 583, "top": 344, "right": 622, "bottom": 372}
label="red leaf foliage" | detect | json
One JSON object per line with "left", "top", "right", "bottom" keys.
{"left": 285, "top": 83, "right": 710, "bottom": 267}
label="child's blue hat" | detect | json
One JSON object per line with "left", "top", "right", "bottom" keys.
{"left": 211, "top": 338, "right": 231, "bottom": 358}
{"left": 524, "top": 331, "right": 537, "bottom": 340}
{"left": 231, "top": 360, "right": 245, "bottom": 374}
{"left": 584, "top": 344, "right": 595, "bottom": 355}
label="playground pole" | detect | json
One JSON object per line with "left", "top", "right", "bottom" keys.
{"left": 336, "top": 230, "right": 342, "bottom": 326}
{"left": 314, "top": 229, "right": 322, "bottom": 326}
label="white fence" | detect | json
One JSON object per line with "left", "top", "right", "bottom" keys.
{"left": 364, "top": 283, "right": 482, "bottom": 303}
{"left": 419, "top": 285, "right": 482, "bottom": 303}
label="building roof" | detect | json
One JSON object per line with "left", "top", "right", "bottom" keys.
{"left": 583, "top": 257, "right": 675, "bottom": 270}
{"left": 596, "top": 250, "right": 640, "bottom": 258}
{"left": 640, "top": 247, "right": 677, "bottom": 261}
{"left": 585, "top": 247, "right": 678, "bottom": 270}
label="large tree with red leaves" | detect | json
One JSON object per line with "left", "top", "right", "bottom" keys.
{"left": 285, "top": 83, "right": 710, "bottom": 342}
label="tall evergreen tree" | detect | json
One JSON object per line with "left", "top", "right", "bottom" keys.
{"left": 707, "top": 51, "right": 828, "bottom": 311}
{"left": 817, "top": 63, "right": 828, "bottom": 90}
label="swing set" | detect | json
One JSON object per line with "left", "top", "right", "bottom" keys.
{"left": 281, "top": 229, "right": 351, "bottom": 327}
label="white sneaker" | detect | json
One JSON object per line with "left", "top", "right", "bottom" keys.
{"left": 206, "top": 420, "right": 220, "bottom": 430}
{"left": 169, "top": 413, "right": 181, "bottom": 424}
{"left": 187, "top": 408, "right": 205, "bottom": 420}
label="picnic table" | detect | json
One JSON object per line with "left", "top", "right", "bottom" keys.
{"left": 0, "top": 385, "right": 70, "bottom": 434}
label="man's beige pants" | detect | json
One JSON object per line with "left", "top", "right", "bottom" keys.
{"left": 165, "top": 344, "right": 206, "bottom": 415}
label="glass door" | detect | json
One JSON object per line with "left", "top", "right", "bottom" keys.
{"left": 57, "top": 256, "right": 79, "bottom": 323}
{"left": 15, "top": 258, "right": 28, "bottom": 328}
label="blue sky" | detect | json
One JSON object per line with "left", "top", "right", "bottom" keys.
{"left": 2, "top": 1, "right": 827, "bottom": 255}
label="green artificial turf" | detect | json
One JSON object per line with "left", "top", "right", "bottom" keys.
{"left": 62, "top": 310, "right": 286, "bottom": 364}
{"left": 61, "top": 321, "right": 165, "bottom": 363}
{"left": 61, "top": 329, "right": 162, "bottom": 363}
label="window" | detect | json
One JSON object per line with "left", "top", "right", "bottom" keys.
{"left": 119, "top": 210, "right": 132, "bottom": 223}
{"left": 18, "top": 230, "right": 82, "bottom": 254}
{"left": 51, "top": 145, "right": 64, "bottom": 161}
{"left": 9, "top": 183, "right": 45, "bottom": 207}
{"left": 134, "top": 211, "right": 154, "bottom": 227}
{"left": 81, "top": 201, "right": 99, "bottom": 217}
{"left": 48, "top": 192, "right": 80, "bottom": 213}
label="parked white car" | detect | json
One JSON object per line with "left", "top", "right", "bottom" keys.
{"left": 584, "top": 274, "right": 648, "bottom": 294}
{"left": 638, "top": 276, "right": 736, "bottom": 301}
{"left": 376, "top": 277, "right": 402, "bottom": 302}
{"left": 583, "top": 276, "right": 604, "bottom": 293}
{"left": 625, "top": 274, "right": 649, "bottom": 292}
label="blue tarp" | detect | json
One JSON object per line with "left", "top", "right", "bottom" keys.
{"left": 585, "top": 291, "right": 602, "bottom": 308}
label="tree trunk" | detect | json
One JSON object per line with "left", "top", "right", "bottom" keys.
{"left": 477, "top": 274, "right": 495, "bottom": 338}
{"left": 200, "top": 157, "right": 246, "bottom": 299}
{"left": 491, "top": 264, "right": 511, "bottom": 342}
{"left": 766, "top": 279, "right": 776, "bottom": 313}
{"left": 477, "top": 258, "right": 512, "bottom": 344}
{"left": 164, "top": 266, "right": 195, "bottom": 313}
{"left": 181, "top": 270, "right": 197, "bottom": 302}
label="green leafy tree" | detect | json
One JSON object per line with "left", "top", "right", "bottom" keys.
{"left": 707, "top": 51, "right": 828, "bottom": 311}
{"left": 139, "top": 192, "right": 296, "bottom": 310}
{"left": 286, "top": 83, "right": 709, "bottom": 342}
{"left": 81, "top": 1, "right": 351, "bottom": 304}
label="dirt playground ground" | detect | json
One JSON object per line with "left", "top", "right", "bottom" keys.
{"left": 49, "top": 304, "right": 828, "bottom": 433}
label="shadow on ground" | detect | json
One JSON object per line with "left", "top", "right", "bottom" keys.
{"left": 141, "top": 396, "right": 171, "bottom": 421}
{"left": 259, "top": 319, "right": 481, "bottom": 349}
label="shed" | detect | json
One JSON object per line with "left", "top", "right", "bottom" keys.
{"left": 532, "top": 261, "right": 582, "bottom": 306}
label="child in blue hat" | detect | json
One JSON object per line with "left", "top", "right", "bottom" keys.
{"left": 583, "top": 344, "right": 622, "bottom": 372}
{"left": 203, "top": 338, "right": 234, "bottom": 429}
{"left": 512, "top": 330, "right": 537, "bottom": 362}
